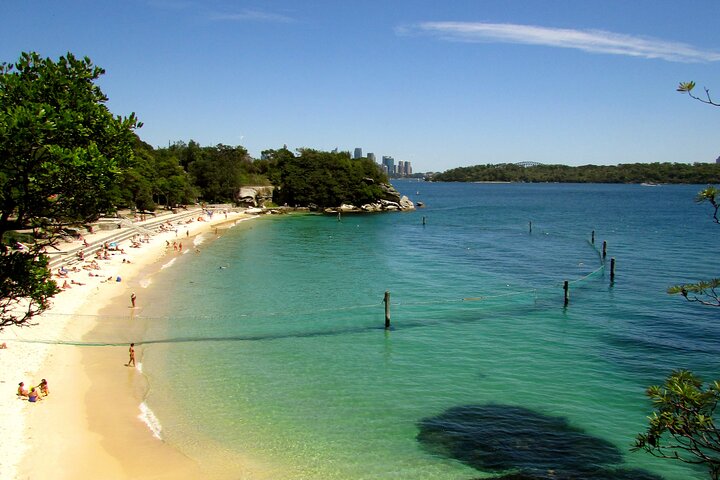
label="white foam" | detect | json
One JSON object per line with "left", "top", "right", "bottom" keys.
{"left": 138, "top": 401, "right": 162, "bottom": 440}
{"left": 193, "top": 234, "right": 206, "bottom": 247}
{"left": 139, "top": 278, "right": 152, "bottom": 289}
{"left": 160, "top": 258, "right": 177, "bottom": 270}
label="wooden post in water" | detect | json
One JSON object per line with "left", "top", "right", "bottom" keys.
{"left": 529, "top": 221, "right": 532, "bottom": 233}
{"left": 383, "top": 291, "right": 391, "bottom": 329}
{"left": 591, "top": 230, "right": 595, "bottom": 244}
{"left": 422, "top": 216, "right": 426, "bottom": 226}
{"left": 610, "top": 257, "right": 616, "bottom": 283}
{"left": 602, "top": 241, "right": 607, "bottom": 259}
{"left": 563, "top": 281, "right": 569, "bottom": 307}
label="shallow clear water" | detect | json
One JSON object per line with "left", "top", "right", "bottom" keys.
{"left": 137, "top": 182, "right": 720, "bottom": 479}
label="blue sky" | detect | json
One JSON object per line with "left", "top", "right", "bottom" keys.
{"left": 3, "top": 1, "right": 720, "bottom": 172}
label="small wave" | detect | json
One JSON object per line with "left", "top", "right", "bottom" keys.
{"left": 139, "top": 278, "right": 152, "bottom": 289}
{"left": 138, "top": 401, "right": 163, "bottom": 440}
{"left": 136, "top": 361, "right": 143, "bottom": 373}
{"left": 193, "top": 234, "right": 206, "bottom": 247}
{"left": 161, "top": 258, "right": 177, "bottom": 270}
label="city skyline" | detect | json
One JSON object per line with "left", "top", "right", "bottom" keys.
{"left": 3, "top": 1, "right": 720, "bottom": 172}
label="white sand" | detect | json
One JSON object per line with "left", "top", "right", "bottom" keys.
{"left": 0, "top": 208, "right": 257, "bottom": 479}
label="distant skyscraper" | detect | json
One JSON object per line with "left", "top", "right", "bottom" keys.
{"left": 367, "top": 153, "right": 376, "bottom": 163}
{"left": 382, "top": 156, "right": 395, "bottom": 175}
{"left": 354, "top": 147, "right": 363, "bottom": 159}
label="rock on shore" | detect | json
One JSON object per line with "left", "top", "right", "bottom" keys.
{"left": 324, "top": 182, "right": 415, "bottom": 214}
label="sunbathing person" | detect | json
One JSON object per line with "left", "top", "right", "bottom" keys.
{"left": 17, "top": 382, "right": 28, "bottom": 397}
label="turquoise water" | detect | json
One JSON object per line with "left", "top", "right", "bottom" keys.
{"left": 137, "top": 182, "right": 720, "bottom": 479}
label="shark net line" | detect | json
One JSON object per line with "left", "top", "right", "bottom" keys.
{"left": 2, "top": 261, "right": 607, "bottom": 347}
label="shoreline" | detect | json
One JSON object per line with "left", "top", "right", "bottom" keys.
{"left": 1, "top": 209, "right": 257, "bottom": 479}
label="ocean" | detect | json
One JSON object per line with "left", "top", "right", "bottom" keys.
{"left": 132, "top": 181, "right": 720, "bottom": 479}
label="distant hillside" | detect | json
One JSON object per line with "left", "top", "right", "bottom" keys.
{"left": 430, "top": 162, "right": 720, "bottom": 184}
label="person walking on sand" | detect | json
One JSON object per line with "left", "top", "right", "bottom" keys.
{"left": 127, "top": 343, "right": 136, "bottom": 367}
{"left": 130, "top": 292, "right": 137, "bottom": 308}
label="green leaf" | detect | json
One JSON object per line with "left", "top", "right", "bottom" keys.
{"left": 677, "top": 81, "right": 696, "bottom": 92}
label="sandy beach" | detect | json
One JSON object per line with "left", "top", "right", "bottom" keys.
{"left": 0, "top": 208, "right": 257, "bottom": 479}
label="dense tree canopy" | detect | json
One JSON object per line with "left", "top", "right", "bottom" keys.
{"left": 186, "top": 143, "right": 253, "bottom": 203}
{"left": 0, "top": 51, "right": 141, "bottom": 328}
{"left": 431, "top": 162, "right": 720, "bottom": 184}
{"left": 265, "top": 148, "right": 389, "bottom": 208}
{"left": 0, "top": 52, "right": 141, "bottom": 238}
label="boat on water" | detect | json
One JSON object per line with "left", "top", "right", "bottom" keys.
{"left": 640, "top": 182, "right": 661, "bottom": 187}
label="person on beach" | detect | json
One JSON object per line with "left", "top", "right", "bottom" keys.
{"left": 28, "top": 387, "right": 41, "bottom": 402}
{"left": 127, "top": 343, "right": 136, "bottom": 367}
{"left": 37, "top": 379, "right": 49, "bottom": 396}
{"left": 17, "top": 382, "right": 28, "bottom": 397}
{"left": 131, "top": 292, "right": 137, "bottom": 308}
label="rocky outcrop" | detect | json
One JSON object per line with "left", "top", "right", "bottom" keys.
{"left": 323, "top": 182, "right": 415, "bottom": 214}
{"left": 237, "top": 186, "right": 274, "bottom": 207}
{"left": 379, "top": 182, "right": 403, "bottom": 203}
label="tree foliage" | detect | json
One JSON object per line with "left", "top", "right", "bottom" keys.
{"left": 0, "top": 52, "right": 141, "bottom": 238}
{"left": 666, "top": 187, "right": 720, "bottom": 307}
{"left": 678, "top": 81, "right": 720, "bottom": 107}
{"left": 637, "top": 81, "right": 720, "bottom": 477}
{"left": 696, "top": 186, "right": 720, "bottom": 224}
{"left": 112, "top": 140, "right": 266, "bottom": 208}
{"left": 187, "top": 143, "right": 252, "bottom": 203}
{"left": 265, "top": 148, "right": 389, "bottom": 208}
{"left": 0, "top": 51, "right": 140, "bottom": 328}
{"left": 431, "top": 162, "right": 720, "bottom": 184}
{"left": 633, "top": 370, "right": 720, "bottom": 479}
{"left": 0, "top": 251, "right": 57, "bottom": 329}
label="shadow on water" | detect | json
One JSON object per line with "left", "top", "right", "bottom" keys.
{"left": 417, "top": 404, "right": 663, "bottom": 480}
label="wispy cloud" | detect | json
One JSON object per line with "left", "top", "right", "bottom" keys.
{"left": 209, "top": 8, "right": 295, "bottom": 23}
{"left": 398, "top": 22, "right": 720, "bottom": 63}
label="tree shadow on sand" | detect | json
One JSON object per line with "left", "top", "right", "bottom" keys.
{"left": 417, "top": 404, "right": 664, "bottom": 480}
